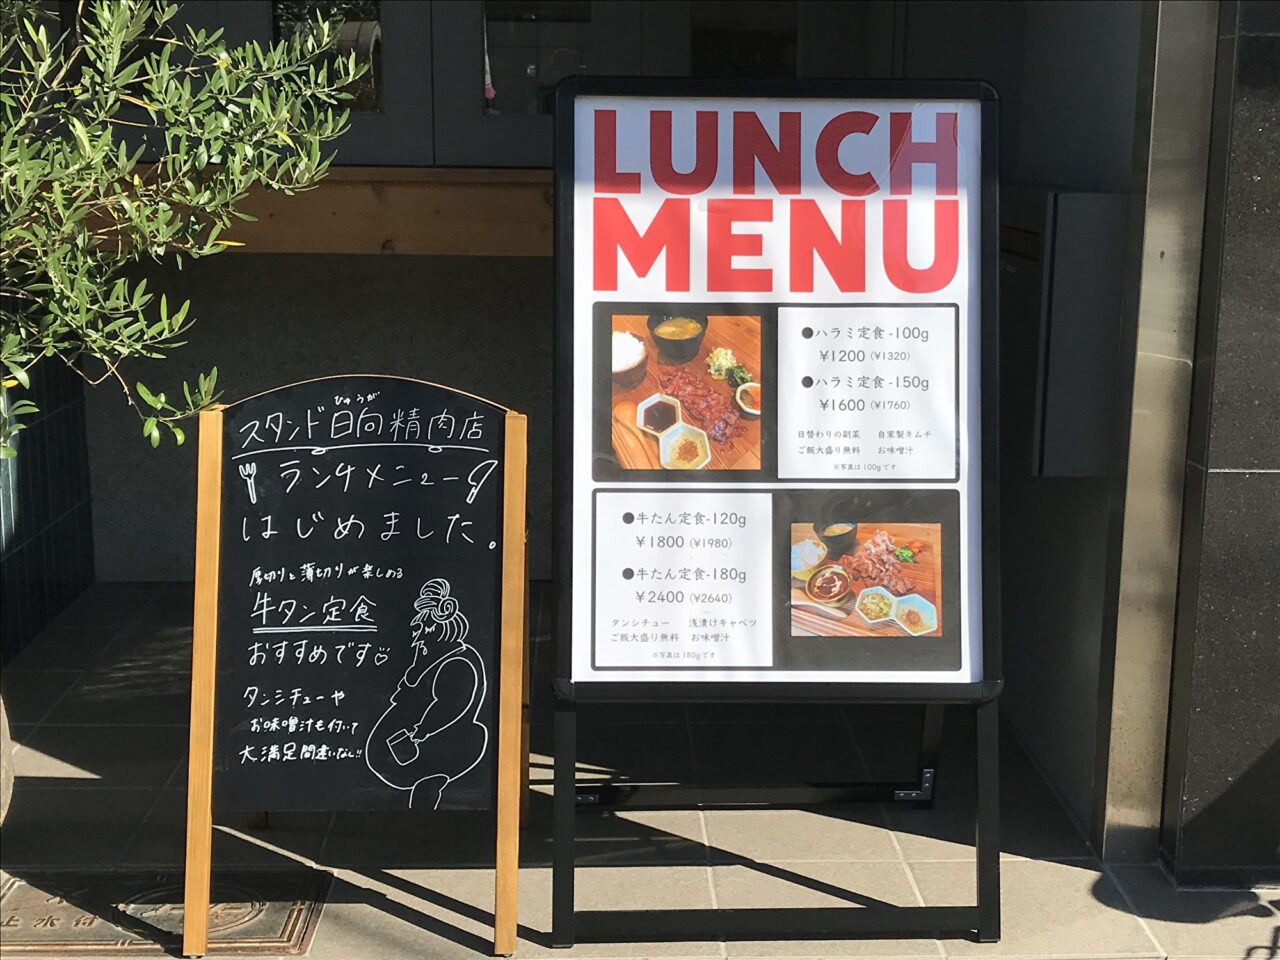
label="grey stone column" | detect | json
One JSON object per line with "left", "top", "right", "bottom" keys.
{"left": 1161, "top": 0, "right": 1280, "bottom": 887}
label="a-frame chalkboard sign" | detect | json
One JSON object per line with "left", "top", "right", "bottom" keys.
{"left": 182, "top": 375, "right": 528, "bottom": 956}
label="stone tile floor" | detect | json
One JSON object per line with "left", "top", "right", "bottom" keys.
{"left": 1, "top": 582, "right": 1277, "bottom": 959}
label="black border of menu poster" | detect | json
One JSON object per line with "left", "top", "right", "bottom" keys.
{"left": 589, "top": 488, "right": 961, "bottom": 672}
{"left": 212, "top": 376, "right": 507, "bottom": 812}
{"left": 591, "top": 301, "right": 961, "bottom": 485}
{"left": 553, "top": 77, "right": 1002, "bottom": 704}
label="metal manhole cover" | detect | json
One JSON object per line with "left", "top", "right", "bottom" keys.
{"left": 0, "top": 870, "right": 329, "bottom": 955}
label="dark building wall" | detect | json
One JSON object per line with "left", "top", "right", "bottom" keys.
{"left": 904, "top": 0, "right": 1143, "bottom": 834}
{"left": 998, "top": 0, "right": 1142, "bottom": 837}
{"left": 1162, "top": 0, "right": 1280, "bottom": 885}
{"left": 84, "top": 255, "right": 554, "bottom": 583}
{"left": 0, "top": 360, "right": 95, "bottom": 664}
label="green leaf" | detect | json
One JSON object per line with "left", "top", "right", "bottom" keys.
{"left": 5, "top": 364, "right": 30, "bottom": 389}
{"left": 136, "top": 381, "right": 163, "bottom": 409}
{"left": 1, "top": 0, "right": 358, "bottom": 459}
{"left": 69, "top": 117, "right": 92, "bottom": 158}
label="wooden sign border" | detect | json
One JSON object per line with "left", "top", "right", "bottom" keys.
{"left": 183, "top": 405, "right": 224, "bottom": 957}
{"left": 182, "top": 388, "right": 528, "bottom": 957}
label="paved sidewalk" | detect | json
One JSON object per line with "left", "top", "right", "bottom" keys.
{"left": 1, "top": 583, "right": 1276, "bottom": 959}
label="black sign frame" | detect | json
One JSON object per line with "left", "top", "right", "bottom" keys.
{"left": 552, "top": 77, "right": 1002, "bottom": 703}
{"left": 550, "top": 77, "right": 1003, "bottom": 946}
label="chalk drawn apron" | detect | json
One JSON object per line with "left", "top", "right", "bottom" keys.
{"left": 365, "top": 642, "right": 488, "bottom": 792}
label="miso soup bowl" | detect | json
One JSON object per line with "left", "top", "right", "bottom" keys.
{"left": 817, "top": 522, "right": 859, "bottom": 558}
{"left": 647, "top": 313, "right": 709, "bottom": 364}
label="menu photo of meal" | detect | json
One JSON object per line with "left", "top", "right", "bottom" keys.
{"left": 789, "top": 522, "right": 943, "bottom": 638}
{"left": 606, "top": 310, "right": 763, "bottom": 471}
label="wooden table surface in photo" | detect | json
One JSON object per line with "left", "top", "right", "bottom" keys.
{"left": 790, "top": 522, "right": 942, "bottom": 638}
{"left": 610, "top": 314, "right": 762, "bottom": 472}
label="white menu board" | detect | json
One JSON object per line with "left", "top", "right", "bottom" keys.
{"left": 566, "top": 92, "right": 985, "bottom": 685}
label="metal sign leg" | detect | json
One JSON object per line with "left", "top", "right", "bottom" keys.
{"left": 975, "top": 698, "right": 1001, "bottom": 942}
{"left": 894, "top": 703, "right": 945, "bottom": 803}
{"left": 552, "top": 697, "right": 577, "bottom": 948}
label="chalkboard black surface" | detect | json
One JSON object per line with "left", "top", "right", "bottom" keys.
{"left": 211, "top": 376, "right": 506, "bottom": 812}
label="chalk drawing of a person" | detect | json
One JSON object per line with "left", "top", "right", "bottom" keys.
{"left": 365, "top": 579, "right": 488, "bottom": 810}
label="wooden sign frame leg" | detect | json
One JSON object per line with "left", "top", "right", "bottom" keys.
{"left": 183, "top": 406, "right": 225, "bottom": 958}
{"left": 494, "top": 411, "right": 529, "bottom": 955}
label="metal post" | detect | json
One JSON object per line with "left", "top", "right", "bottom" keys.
{"left": 975, "top": 698, "right": 1001, "bottom": 942}
{"left": 552, "top": 697, "right": 577, "bottom": 948}
{"left": 895, "top": 704, "right": 944, "bottom": 802}
{"left": 918, "top": 703, "right": 944, "bottom": 792}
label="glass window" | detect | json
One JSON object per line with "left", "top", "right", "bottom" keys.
{"left": 690, "top": 0, "right": 798, "bottom": 79}
{"left": 483, "top": 0, "right": 591, "bottom": 116}
{"left": 272, "top": 0, "right": 383, "bottom": 112}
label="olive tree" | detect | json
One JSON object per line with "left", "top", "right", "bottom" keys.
{"left": 0, "top": 0, "right": 364, "bottom": 456}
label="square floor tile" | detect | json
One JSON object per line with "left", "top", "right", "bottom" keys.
{"left": 520, "top": 808, "right": 708, "bottom": 868}
{"left": 577, "top": 722, "right": 697, "bottom": 784}
{"left": 42, "top": 583, "right": 157, "bottom": 630}
{"left": 41, "top": 669, "right": 189, "bottom": 725}
{"left": 1110, "top": 863, "right": 1279, "bottom": 959}
{"left": 94, "top": 621, "right": 195, "bottom": 675}
{"left": 418, "top": 865, "right": 723, "bottom": 957}
{"left": 0, "top": 786, "right": 155, "bottom": 866}
{"left": 14, "top": 724, "right": 185, "bottom": 788}
{"left": 527, "top": 722, "right": 698, "bottom": 784}
{"left": 306, "top": 870, "right": 498, "bottom": 960}
{"left": 122, "top": 790, "right": 331, "bottom": 868}
{"left": 574, "top": 864, "right": 715, "bottom": 912}
{"left": 315, "top": 866, "right": 724, "bottom": 959}
{"left": 5, "top": 625, "right": 128, "bottom": 672}
{"left": 910, "top": 858, "right": 1161, "bottom": 957}
{"left": 324, "top": 810, "right": 499, "bottom": 868}
{"left": 887, "top": 776, "right": 1092, "bottom": 862}
{"left": 714, "top": 860, "right": 941, "bottom": 957}
{"left": 0, "top": 669, "right": 82, "bottom": 725}
{"left": 704, "top": 807, "right": 899, "bottom": 863}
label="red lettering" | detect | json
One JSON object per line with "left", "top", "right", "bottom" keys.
{"left": 883, "top": 199, "right": 959, "bottom": 293}
{"left": 815, "top": 112, "right": 880, "bottom": 196}
{"left": 594, "top": 110, "right": 640, "bottom": 193}
{"left": 789, "top": 200, "right": 866, "bottom": 293}
{"left": 593, "top": 198, "right": 690, "bottom": 291}
{"left": 707, "top": 199, "right": 772, "bottom": 292}
{"left": 889, "top": 112, "right": 958, "bottom": 196}
{"left": 650, "top": 111, "right": 718, "bottom": 195}
{"left": 733, "top": 112, "right": 801, "bottom": 195}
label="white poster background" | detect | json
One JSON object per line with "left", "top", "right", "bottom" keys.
{"left": 571, "top": 95, "right": 983, "bottom": 684}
